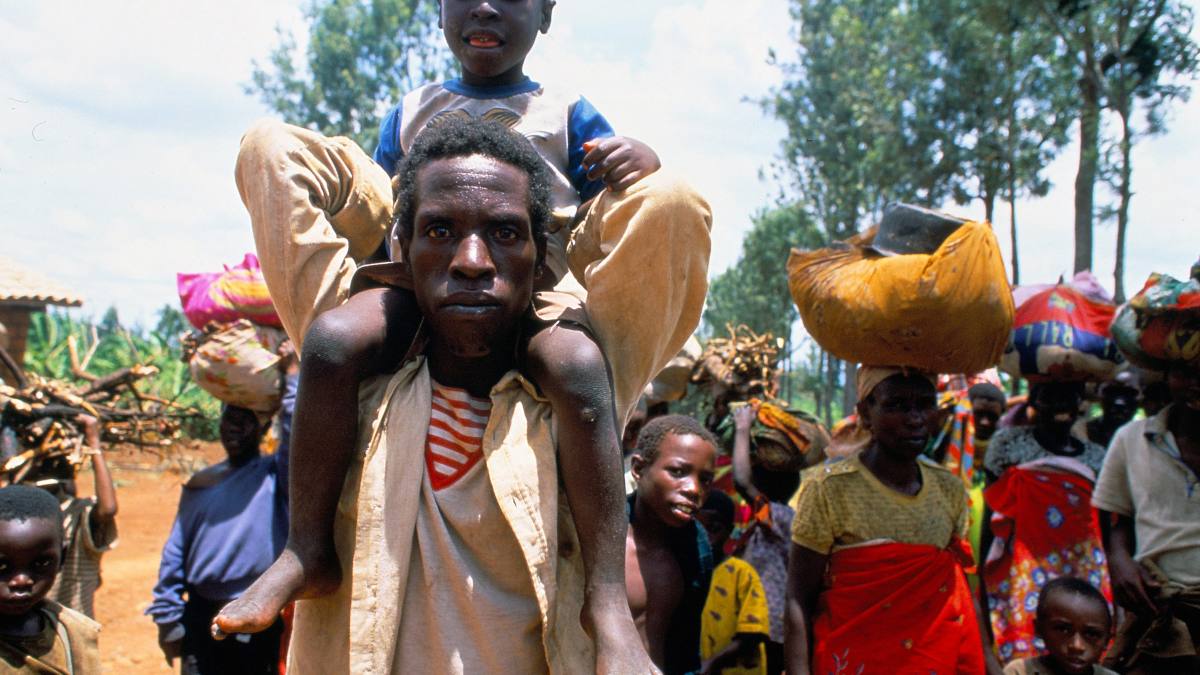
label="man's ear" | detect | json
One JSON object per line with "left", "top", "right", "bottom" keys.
{"left": 855, "top": 399, "right": 871, "bottom": 432}
{"left": 540, "top": 0, "right": 555, "bottom": 34}
{"left": 629, "top": 453, "right": 646, "bottom": 481}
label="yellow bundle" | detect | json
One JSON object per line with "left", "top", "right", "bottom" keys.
{"left": 787, "top": 220, "right": 1014, "bottom": 374}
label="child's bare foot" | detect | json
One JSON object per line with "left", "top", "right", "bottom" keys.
{"left": 211, "top": 548, "right": 340, "bottom": 638}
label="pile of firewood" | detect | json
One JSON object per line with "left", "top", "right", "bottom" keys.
{"left": 0, "top": 338, "right": 200, "bottom": 481}
{"left": 691, "top": 324, "right": 785, "bottom": 399}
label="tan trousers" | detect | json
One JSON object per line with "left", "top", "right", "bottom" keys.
{"left": 234, "top": 118, "right": 711, "bottom": 423}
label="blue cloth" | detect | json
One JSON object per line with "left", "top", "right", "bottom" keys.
{"left": 627, "top": 493, "right": 713, "bottom": 675}
{"left": 146, "top": 452, "right": 288, "bottom": 626}
{"left": 372, "top": 77, "right": 614, "bottom": 201}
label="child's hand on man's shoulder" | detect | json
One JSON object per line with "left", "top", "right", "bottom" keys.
{"left": 582, "top": 136, "right": 661, "bottom": 192}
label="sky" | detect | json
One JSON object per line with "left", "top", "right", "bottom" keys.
{"left": 1, "top": 1, "right": 1198, "bottom": 331}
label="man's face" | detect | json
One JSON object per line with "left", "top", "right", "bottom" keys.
{"left": 1035, "top": 591, "right": 1111, "bottom": 675}
{"left": 406, "top": 155, "right": 538, "bottom": 358}
{"left": 859, "top": 376, "right": 939, "bottom": 461}
{"left": 1101, "top": 386, "right": 1138, "bottom": 428}
{"left": 1167, "top": 365, "right": 1200, "bottom": 411}
{"left": 219, "top": 408, "right": 261, "bottom": 463}
{"left": 632, "top": 433, "right": 716, "bottom": 529}
{"left": 0, "top": 518, "right": 61, "bottom": 617}
{"left": 440, "top": 0, "right": 553, "bottom": 87}
{"left": 970, "top": 398, "right": 1004, "bottom": 441}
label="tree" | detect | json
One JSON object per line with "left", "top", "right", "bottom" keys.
{"left": 247, "top": 0, "right": 454, "bottom": 150}
{"left": 1096, "top": 1, "right": 1197, "bottom": 301}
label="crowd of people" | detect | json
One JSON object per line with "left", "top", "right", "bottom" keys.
{"left": 0, "top": 1, "right": 1196, "bottom": 674}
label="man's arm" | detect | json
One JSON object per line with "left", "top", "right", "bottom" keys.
{"left": 146, "top": 509, "right": 189, "bottom": 667}
{"left": 1101, "top": 510, "right": 1161, "bottom": 617}
{"left": 784, "top": 542, "right": 827, "bottom": 675}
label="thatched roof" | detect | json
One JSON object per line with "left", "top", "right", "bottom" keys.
{"left": 0, "top": 257, "right": 83, "bottom": 308}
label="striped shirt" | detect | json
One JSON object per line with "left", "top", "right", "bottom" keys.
{"left": 426, "top": 383, "right": 492, "bottom": 490}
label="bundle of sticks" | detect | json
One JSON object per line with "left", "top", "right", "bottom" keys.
{"left": 691, "top": 324, "right": 785, "bottom": 399}
{"left": 0, "top": 338, "right": 200, "bottom": 481}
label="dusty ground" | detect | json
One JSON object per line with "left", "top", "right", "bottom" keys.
{"left": 76, "top": 440, "right": 226, "bottom": 673}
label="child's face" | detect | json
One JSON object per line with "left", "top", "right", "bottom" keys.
{"left": 0, "top": 518, "right": 61, "bottom": 617}
{"left": 632, "top": 433, "right": 716, "bottom": 528}
{"left": 440, "top": 0, "right": 553, "bottom": 87}
{"left": 1035, "top": 591, "right": 1111, "bottom": 675}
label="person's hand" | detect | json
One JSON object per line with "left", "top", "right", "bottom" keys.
{"left": 157, "top": 623, "right": 184, "bottom": 667}
{"left": 733, "top": 403, "right": 756, "bottom": 432}
{"left": 74, "top": 414, "right": 101, "bottom": 448}
{"left": 582, "top": 136, "right": 661, "bottom": 192}
{"left": 1109, "top": 551, "right": 1161, "bottom": 617}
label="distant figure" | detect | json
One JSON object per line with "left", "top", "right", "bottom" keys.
{"left": 968, "top": 382, "right": 1007, "bottom": 461}
{"left": 30, "top": 414, "right": 118, "bottom": 619}
{"left": 696, "top": 490, "right": 769, "bottom": 674}
{"left": 1074, "top": 374, "right": 1139, "bottom": 449}
{"left": 626, "top": 414, "right": 718, "bottom": 674}
{"left": 1002, "top": 577, "right": 1117, "bottom": 675}
{"left": 0, "top": 484, "right": 100, "bottom": 673}
{"left": 147, "top": 405, "right": 287, "bottom": 674}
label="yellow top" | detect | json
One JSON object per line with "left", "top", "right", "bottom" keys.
{"left": 700, "top": 557, "right": 770, "bottom": 675}
{"left": 791, "top": 456, "right": 968, "bottom": 554}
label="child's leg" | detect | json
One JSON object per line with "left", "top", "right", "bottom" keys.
{"left": 563, "top": 170, "right": 711, "bottom": 424}
{"left": 215, "top": 286, "right": 420, "bottom": 635}
{"left": 524, "top": 323, "right": 655, "bottom": 674}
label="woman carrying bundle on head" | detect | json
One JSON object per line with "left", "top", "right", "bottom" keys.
{"left": 784, "top": 204, "right": 1012, "bottom": 674}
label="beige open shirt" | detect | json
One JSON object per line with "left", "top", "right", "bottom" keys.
{"left": 234, "top": 119, "right": 711, "bottom": 673}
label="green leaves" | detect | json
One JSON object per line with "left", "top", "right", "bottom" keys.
{"left": 247, "top": 0, "right": 454, "bottom": 150}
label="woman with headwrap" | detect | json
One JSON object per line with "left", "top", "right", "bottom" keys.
{"left": 981, "top": 381, "right": 1112, "bottom": 663}
{"left": 784, "top": 367, "right": 1000, "bottom": 675}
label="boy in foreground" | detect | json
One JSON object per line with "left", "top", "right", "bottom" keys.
{"left": 784, "top": 368, "right": 1001, "bottom": 675}
{"left": 218, "top": 3, "right": 710, "bottom": 665}
{"left": 0, "top": 484, "right": 100, "bottom": 673}
{"left": 1003, "top": 576, "right": 1117, "bottom": 675}
{"left": 1092, "top": 362, "right": 1200, "bottom": 674}
{"left": 626, "top": 415, "right": 718, "bottom": 674}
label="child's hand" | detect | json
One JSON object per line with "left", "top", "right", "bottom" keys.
{"left": 582, "top": 136, "right": 661, "bottom": 192}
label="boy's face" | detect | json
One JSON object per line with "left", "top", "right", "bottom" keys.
{"left": 632, "top": 433, "right": 716, "bottom": 528}
{"left": 440, "top": 0, "right": 553, "bottom": 87}
{"left": 0, "top": 518, "right": 61, "bottom": 617}
{"left": 1035, "top": 591, "right": 1111, "bottom": 675}
{"left": 969, "top": 397, "right": 1003, "bottom": 441}
{"left": 859, "top": 376, "right": 938, "bottom": 461}
{"left": 407, "top": 155, "right": 538, "bottom": 358}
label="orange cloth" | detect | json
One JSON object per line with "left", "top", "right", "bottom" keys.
{"left": 813, "top": 540, "right": 985, "bottom": 675}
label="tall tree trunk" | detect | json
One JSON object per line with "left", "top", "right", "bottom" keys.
{"left": 1114, "top": 105, "right": 1133, "bottom": 303}
{"left": 1074, "top": 43, "right": 1101, "bottom": 274}
{"left": 983, "top": 189, "right": 996, "bottom": 225}
{"left": 1006, "top": 19, "right": 1020, "bottom": 286}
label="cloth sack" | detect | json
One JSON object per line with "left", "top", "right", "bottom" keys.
{"left": 1001, "top": 283, "right": 1123, "bottom": 382}
{"left": 787, "top": 220, "right": 1013, "bottom": 374}
{"left": 1111, "top": 261, "right": 1200, "bottom": 370}
{"left": 186, "top": 320, "right": 285, "bottom": 412}
{"left": 177, "top": 253, "right": 282, "bottom": 330}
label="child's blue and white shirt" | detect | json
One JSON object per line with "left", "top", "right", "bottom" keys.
{"left": 374, "top": 77, "right": 614, "bottom": 281}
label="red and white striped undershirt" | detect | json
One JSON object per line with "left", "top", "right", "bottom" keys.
{"left": 425, "top": 382, "right": 492, "bottom": 491}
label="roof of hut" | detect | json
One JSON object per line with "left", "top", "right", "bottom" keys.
{"left": 0, "top": 257, "right": 83, "bottom": 308}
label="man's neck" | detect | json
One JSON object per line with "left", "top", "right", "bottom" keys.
{"left": 426, "top": 339, "right": 517, "bottom": 399}
{"left": 1169, "top": 402, "right": 1200, "bottom": 440}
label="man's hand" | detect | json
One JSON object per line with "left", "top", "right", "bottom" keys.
{"left": 157, "top": 623, "right": 184, "bottom": 667}
{"left": 733, "top": 403, "right": 756, "bottom": 432}
{"left": 582, "top": 136, "right": 661, "bottom": 193}
{"left": 75, "top": 413, "right": 101, "bottom": 449}
{"left": 1109, "top": 550, "right": 1161, "bottom": 617}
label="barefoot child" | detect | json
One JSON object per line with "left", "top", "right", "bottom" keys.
{"left": 0, "top": 484, "right": 100, "bottom": 673}
{"left": 625, "top": 414, "right": 718, "bottom": 674}
{"left": 1002, "top": 576, "right": 1116, "bottom": 675}
{"left": 217, "top": 3, "right": 711, "bottom": 662}
{"left": 784, "top": 368, "right": 1001, "bottom": 675}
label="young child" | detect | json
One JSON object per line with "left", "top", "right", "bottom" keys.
{"left": 1003, "top": 576, "right": 1117, "bottom": 675}
{"left": 0, "top": 484, "right": 100, "bottom": 673}
{"left": 217, "top": 0, "right": 710, "bottom": 654}
{"left": 626, "top": 415, "right": 718, "bottom": 674}
{"left": 696, "top": 490, "right": 770, "bottom": 675}
{"left": 785, "top": 368, "right": 1000, "bottom": 674}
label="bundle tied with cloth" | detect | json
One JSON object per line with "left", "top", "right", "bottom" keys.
{"left": 1111, "top": 258, "right": 1200, "bottom": 371}
{"left": 787, "top": 204, "right": 1015, "bottom": 456}
{"left": 719, "top": 398, "right": 831, "bottom": 471}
